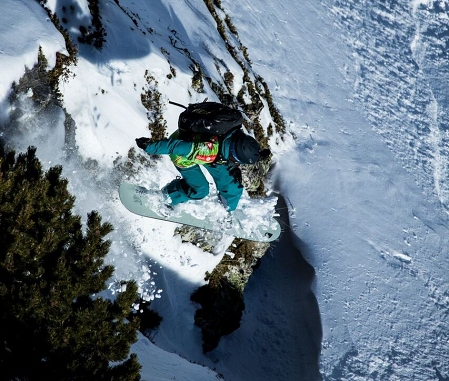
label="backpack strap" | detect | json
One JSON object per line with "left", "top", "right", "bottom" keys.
{"left": 211, "top": 127, "right": 242, "bottom": 166}
{"left": 168, "top": 100, "right": 188, "bottom": 109}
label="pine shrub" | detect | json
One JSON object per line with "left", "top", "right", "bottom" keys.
{"left": 0, "top": 147, "right": 141, "bottom": 380}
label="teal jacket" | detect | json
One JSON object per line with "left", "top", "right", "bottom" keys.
{"left": 144, "top": 131, "right": 243, "bottom": 211}
{"left": 144, "top": 130, "right": 233, "bottom": 167}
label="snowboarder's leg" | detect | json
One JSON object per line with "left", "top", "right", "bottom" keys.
{"left": 163, "top": 165, "right": 210, "bottom": 205}
{"left": 205, "top": 164, "right": 243, "bottom": 211}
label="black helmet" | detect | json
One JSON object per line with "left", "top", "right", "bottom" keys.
{"left": 230, "top": 135, "right": 261, "bottom": 164}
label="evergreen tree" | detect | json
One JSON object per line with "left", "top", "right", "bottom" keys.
{"left": 0, "top": 147, "right": 141, "bottom": 380}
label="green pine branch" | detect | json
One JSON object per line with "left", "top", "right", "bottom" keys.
{"left": 0, "top": 147, "right": 141, "bottom": 381}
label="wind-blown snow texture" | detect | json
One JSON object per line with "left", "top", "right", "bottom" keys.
{"left": 1, "top": 0, "right": 449, "bottom": 380}
{"left": 222, "top": 0, "right": 449, "bottom": 379}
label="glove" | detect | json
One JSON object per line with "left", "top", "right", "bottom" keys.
{"left": 259, "top": 148, "right": 271, "bottom": 160}
{"left": 229, "top": 166, "right": 243, "bottom": 186}
{"left": 136, "top": 137, "right": 151, "bottom": 150}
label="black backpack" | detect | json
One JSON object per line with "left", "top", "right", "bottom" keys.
{"left": 170, "top": 101, "right": 243, "bottom": 141}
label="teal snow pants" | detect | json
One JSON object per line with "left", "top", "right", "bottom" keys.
{"left": 163, "top": 163, "right": 243, "bottom": 211}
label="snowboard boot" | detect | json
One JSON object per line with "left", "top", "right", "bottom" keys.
{"left": 158, "top": 185, "right": 174, "bottom": 217}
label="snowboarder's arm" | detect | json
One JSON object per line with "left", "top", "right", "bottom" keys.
{"left": 137, "top": 138, "right": 193, "bottom": 156}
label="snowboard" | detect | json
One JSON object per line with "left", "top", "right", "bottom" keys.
{"left": 119, "top": 182, "right": 281, "bottom": 242}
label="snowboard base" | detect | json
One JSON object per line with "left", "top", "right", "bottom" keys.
{"left": 119, "top": 182, "right": 281, "bottom": 242}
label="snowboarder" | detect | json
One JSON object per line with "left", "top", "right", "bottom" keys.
{"left": 135, "top": 129, "right": 267, "bottom": 212}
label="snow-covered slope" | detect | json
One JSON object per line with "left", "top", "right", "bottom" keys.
{"left": 0, "top": 0, "right": 66, "bottom": 121}
{"left": 1, "top": 0, "right": 449, "bottom": 380}
{"left": 221, "top": 0, "right": 449, "bottom": 379}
